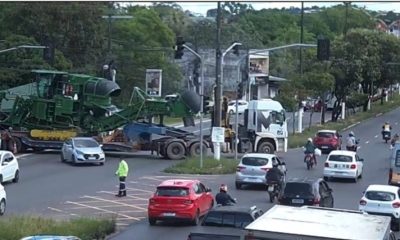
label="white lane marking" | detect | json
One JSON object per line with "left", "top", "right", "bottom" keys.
{"left": 68, "top": 203, "right": 148, "bottom": 209}
{"left": 82, "top": 195, "right": 147, "bottom": 211}
{"left": 48, "top": 207, "right": 64, "bottom": 213}
{"left": 65, "top": 200, "right": 140, "bottom": 220}
{"left": 99, "top": 190, "right": 150, "bottom": 201}
{"left": 124, "top": 187, "right": 155, "bottom": 193}
{"left": 375, "top": 135, "right": 378, "bottom": 138}
{"left": 365, "top": 141, "right": 369, "bottom": 144}
{"left": 17, "top": 153, "right": 34, "bottom": 159}
{"left": 193, "top": 128, "right": 210, "bottom": 133}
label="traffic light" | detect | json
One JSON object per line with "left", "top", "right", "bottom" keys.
{"left": 237, "top": 82, "right": 244, "bottom": 99}
{"left": 174, "top": 36, "right": 185, "bottom": 59}
{"left": 233, "top": 43, "right": 240, "bottom": 56}
{"left": 202, "top": 96, "right": 213, "bottom": 114}
{"left": 317, "top": 38, "right": 330, "bottom": 61}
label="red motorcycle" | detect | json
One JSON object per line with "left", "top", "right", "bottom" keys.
{"left": 305, "top": 153, "right": 314, "bottom": 170}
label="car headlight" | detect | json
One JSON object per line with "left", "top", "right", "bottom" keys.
{"left": 75, "top": 150, "right": 84, "bottom": 156}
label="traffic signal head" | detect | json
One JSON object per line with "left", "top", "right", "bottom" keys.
{"left": 317, "top": 38, "right": 330, "bottom": 61}
{"left": 174, "top": 36, "right": 185, "bottom": 59}
{"left": 233, "top": 44, "right": 240, "bottom": 56}
{"left": 202, "top": 96, "right": 213, "bottom": 114}
{"left": 237, "top": 82, "right": 244, "bottom": 99}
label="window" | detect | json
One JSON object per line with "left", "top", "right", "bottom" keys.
{"left": 366, "top": 191, "right": 396, "bottom": 201}
{"left": 202, "top": 211, "right": 222, "bottom": 226}
{"left": 317, "top": 132, "right": 334, "bottom": 138}
{"left": 395, "top": 151, "right": 400, "bottom": 167}
{"left": 155, "top": 187, "right": 189, "bottom": 197}
{"left": 222, "top": 213, "right": 235, "bottom": 227}
{"left": 242, "top": 157, "right": 269, "bottom": 166}
{"left": 198, "top": 183, "right": 207, "bottom": 193}
{"left": 3, "top": 153, "right": 13, "bottom": 163}
{"left": 284, "top": 183, "right": 313, "bottom": 196}
{"left": 328, "top": 155, "right": 353, "bottom": 162}
{"left": 235, "top": 213, "right": 253, "bottom": 228}
{"left": 195, "top": 183, "right": 204, "bottom": 194}
{"left": 73, "top": 139, "right": 99, "bottom": 148}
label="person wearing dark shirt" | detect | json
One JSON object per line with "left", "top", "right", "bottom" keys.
{"left": 265, "top": 162, "right": 284, "bottom": 190}
{"left": 215, "top": 184, "right": 236, "bottom": 206}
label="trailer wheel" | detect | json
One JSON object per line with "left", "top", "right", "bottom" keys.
{"left": 257, "top": 141, "right": 275, "bottom": 154}
{"left": 166, "top": 141, "right": 186, "bottom": 160}
{"left": 189, "top": 142, "right": 207, "bottom": 157}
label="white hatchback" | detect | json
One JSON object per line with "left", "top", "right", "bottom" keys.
{"left": 0, "top": 150, "right": 19, "bottom": 183}
{"left": 359, "top": 184, "right": 400, "bottom": 231}
{"left": 0, "top": 184, "right": 5, "bottom": 215}
{"left": 227, "top": 100, "right": 248, "bottom": 115}
{"left": 323, "top": 150, "right": 364, "bottom": 182}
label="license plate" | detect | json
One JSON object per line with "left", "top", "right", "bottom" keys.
{"left": 268, "top": 186, "right": 274, "bottom": 191}
{"left": 89, "top": 157, "right": 96, "bottom": 160}
{"left": 246, "top": 178, "right": 261, "bottom": 183}
{"left": 292, "top": 199, "right": 304, "bottom": 204}
{"left": 321, "top": 146, "right": 328, "bottom": 149}
{"left": 163, "top": 212, "right": 175, "bottom": 217}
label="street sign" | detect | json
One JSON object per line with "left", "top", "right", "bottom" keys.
{"left": 211, "top": 127, "right": 225, "bottom": 143}
{"left": 145, "top": 69, "right": 162, "bottom": 97}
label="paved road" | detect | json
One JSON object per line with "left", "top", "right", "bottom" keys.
{"left": 3, "top": 108, "right": 394, "bottom": 239}
{"left": 111, "top": 108, "right": 399, "bottom": 239}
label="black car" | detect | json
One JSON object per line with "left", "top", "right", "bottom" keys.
{"left": 279, "top": 178, "right": 334, "bottom": 208}
{"left": 201, "top": 205, "right": 263, "bottom": 229}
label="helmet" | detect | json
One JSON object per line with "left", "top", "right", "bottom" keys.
{"left": 307, "top": 138, "right": 313, "bottom": 142}
{"left": 220, "top": 184, "right": 228, "bottom": 192}
{"left": 349, "top": 131, "right": 354, "bottom": 136}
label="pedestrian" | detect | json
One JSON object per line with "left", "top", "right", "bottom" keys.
{"left": 115, "top": 157, "right": 129, "bottom": 197}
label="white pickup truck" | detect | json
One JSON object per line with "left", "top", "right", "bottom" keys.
{"left": 243, "top": 205, "right": 396, "bottom": 240}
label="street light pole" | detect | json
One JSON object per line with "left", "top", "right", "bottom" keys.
{"left": 182, "top": 44, "right": 205, "bottom": 168}
{"left": 101, "top": 15, "right": 133, "bottom": 56}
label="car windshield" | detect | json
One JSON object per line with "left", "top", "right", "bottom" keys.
{"left": 242, "top": 157, "right": 269, "bottom": 166}
{"left": 284, "top": 183, "right": 313, "bottom": 195}
{"left": 73, "top": 139, "right": 99, "bottom": 148}
{"left": 328, "top": 155, "right": 352, "bottom": 162}
{"left": 228, "top": 102, "right": 235, "bottom": 106}
{"left": 155, "top": 187, "right": 189, "bottom": 197}
{"left": 365, "top": 191, "right": 396, "bottom": 201}
{"left": 317, "top": 132, "right": 334, "bottom": 138}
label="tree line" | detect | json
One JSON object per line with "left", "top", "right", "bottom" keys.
{"left": 0, "top": 2, "right": 399, "bottom": 119}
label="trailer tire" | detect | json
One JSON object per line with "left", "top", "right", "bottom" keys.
{"left": 166, "top": 141, "right": 186, "bottom": 160}
{"left": 189, "top": 142, "right": 207, "bottom": 157}
{"left": 257, "top": 141, "right": 275, "bottom": 154}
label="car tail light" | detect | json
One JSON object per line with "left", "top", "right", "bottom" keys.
{"left": 237, "top": 166, "right": 246, "bottom": 172}
{"left": 350, "top": 164, "right": 356, "bottom": 169}
{"left": 184, "top": 200, "right": 193, "bottom": 205}
{"left": 359, "top": 200, "right": 367, "bottom": 206}
{"left": 324, "top": 162, "right": 329, "bottom": 167}
{"left": 392, "top": 202, "right": 400, "bottom": 208}
{"left": 149, "top": 198, "right": 155, "bottom": 205}
{"left": 244, "top": 232, "right": 255, "bottom": 240}
{"left": 314, "top": 198, "right": 320, "bottom": 205}
{"left": 261, "top": 167, "right": 270, "bottom": 171}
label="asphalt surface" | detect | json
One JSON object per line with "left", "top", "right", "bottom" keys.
{"left": 3, "top": 108, "right": 390, "bottom": 240}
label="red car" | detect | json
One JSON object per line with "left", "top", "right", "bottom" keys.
{"left": 313, "top": 130, "right": 342, "bottom": 153}
{"left": 148, "top": 179, "right": 214, "bottom": 226}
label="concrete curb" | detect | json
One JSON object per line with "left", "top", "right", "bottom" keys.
{"left": 342, "top": 122, "right": 361, "bottom": 131}
{"left": 375, "top": 112, "right": 383, "bottom": 117}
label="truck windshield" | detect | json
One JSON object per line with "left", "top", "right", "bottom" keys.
{"left": 272, "top": 110, "right": 285, "bottom": 124}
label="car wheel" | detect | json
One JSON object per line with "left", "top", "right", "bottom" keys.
{"left": 71, "top": 155, "right": 77, "bottom": 165}
{"left": 0, "top": 199, "right": 6, "bottom": 215}
{"left": 268, "top": 192, "right": 274, "bottom": 203}
{"left": 61, "top": 153, "right": 66, "bottom": 163}
{"left": 353, "top": 173, "right": 358, "bottom": 183}
{"left": 13, "top": 170, "right": 19, "bottom": 183}
{"left": 257, "top": 142, "right": 275, "bottom": 154}
{"left": 358, "top": 172, "right": 362, "bottom": 179}
{"left": 235, "top": 182, "right": 242, "bottom": 189}
{"left": 148, "top": 218, "right": 156, "bottom": 226}
{"left": 99, "top": 162, "right": 104, "bottom": 166}
{"left": 323, "top": 176, "right": 329, "bottom": 182}
{"left": 391, "top": 221, "right": 400, "bottom": 232}
{"left": 191, "top": 209, "right": 200, "bottom": 226}
{"left": 0, "top": 175, "right": 3, "bottom": 184}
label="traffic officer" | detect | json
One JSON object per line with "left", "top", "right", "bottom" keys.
{"left": 115, "top": 157, "right": 129, "bottom": 197}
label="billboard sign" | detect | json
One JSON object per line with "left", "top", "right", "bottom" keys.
{"left": 145, "top": 69, "right": 162, "bottom": 97}
{"left": 248, "top": 50, "right": 269, "bottom": 78}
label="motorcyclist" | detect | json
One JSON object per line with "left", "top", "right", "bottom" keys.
{"left": 346, "top": 131, "right": 357, "bottom": 151}
{"left": 215, "top": 184, "right": 236, "bottom": 206}
{"left": 265, "top": 161, "right": 284, "bottom": 191}
{"left": 304, "top": 138, "right": 317, "bottom": 165}
{"left": 382, "top": 121, "right": 392, "bottom": 137}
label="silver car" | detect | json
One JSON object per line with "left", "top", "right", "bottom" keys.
{"left": 235, "top": 153, "right": 286, "bottom": 189}
{"left": 61, "top": 137, "right": 105, "bottom": 165}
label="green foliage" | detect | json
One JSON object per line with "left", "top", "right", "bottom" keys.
{"left": 0, "top": 215, "right": 116, "bottom": 240}
{"left": 274, "top": 76, "right": 307, "bottom": 112}
{"left": 164, "top": 157, "right": 239, "bottom": 174}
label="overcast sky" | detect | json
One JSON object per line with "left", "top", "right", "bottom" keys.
{"left": 129, "top": 2, "right": 400, "bottom": 16}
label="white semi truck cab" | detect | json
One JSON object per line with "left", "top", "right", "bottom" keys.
{"left": 239, "top": 98, "right": 288, "bottom": 153}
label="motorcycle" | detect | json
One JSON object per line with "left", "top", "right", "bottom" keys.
{"left": 267, "top": 181, "right": 280, "bottom": 203}
{"left": 305, "top": 153, "right": 314, "bottom": 170}
{"left": 346, "top": 139, "right": 360, "bottom": 152}
{"left": 383, "top": 131, "right": 391, "bottom": 143}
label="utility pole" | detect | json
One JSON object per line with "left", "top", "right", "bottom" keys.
{"left": 344, "top": 2, "right": 351, "bottom": 35}
{"left": 214, "top": 1, "right": 222, "bottom": 128}
{"left": 300, "top": 1, "right": 304, "bottom": 76}
{"left": 101, "top": 15, "right": 133, "bottom": 56}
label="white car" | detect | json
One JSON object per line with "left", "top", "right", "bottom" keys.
{"left": 61, "top": 137, "right": 105, "bottom": 166}
{"left": 323, "top": 150, "right": 364, "bottom": 182}
{"left": 235, "top": 153, "right": 286, "bottom": 189}
{"left": 227, "top": 100, "right": 248, "bottom": 115}
{"left": 0, "top": 183, "right": 5, "bottom": 215}
{"left": 359, "top": 184, "right": 400, "bottom": 231}
{"left": 0, "top": 150, "right": 19, "bottom": 183}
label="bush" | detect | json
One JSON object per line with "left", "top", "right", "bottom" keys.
{"left": 164, "top": 157, "right": 239, "bottom": 174}
{"left": 0, "top": 215, "right": 116, "bottom": 240}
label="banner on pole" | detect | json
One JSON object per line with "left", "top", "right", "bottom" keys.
{"left": 145, "top": 69, "right": 162, "bottom": 97}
